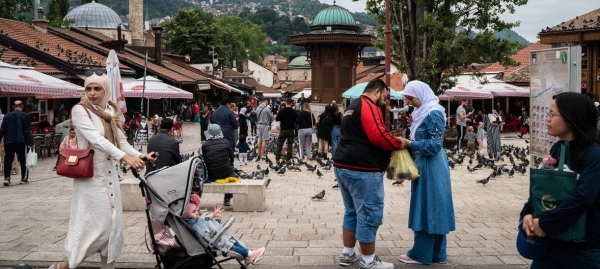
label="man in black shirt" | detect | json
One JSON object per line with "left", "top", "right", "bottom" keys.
{"left": 274, "top": 99, "right": 297, "bottom": 163}
{"left": 146, "top": 118, "right": 181, "bottom": 172}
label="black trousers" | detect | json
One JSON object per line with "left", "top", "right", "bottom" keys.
{"left": 457, "top": 125, "right": 466, "bottom": 149}
{"left": 276, "top": 130, "right": 295, "bottom": 161}
{"left": 4, "top": 143, "right": 27, "bottom": 180}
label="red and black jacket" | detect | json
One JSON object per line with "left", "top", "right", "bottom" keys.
{"left": 333, "top": 96, "right": 403, "bottom": 172}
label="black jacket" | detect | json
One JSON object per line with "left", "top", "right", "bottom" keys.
{"left": 201, "top": 138, "right": 235, "bottom": 181}
{"left": 276, "top": 107, "right": 297, "bottom": 130}
{"left": 147, "top": 131, "right": 181, "bottom": 172}
{"left": 0, "top": 110, "right": 33, "bottom": 145}
{"left": 296, "top": 111, "right": 316, "bottom": 129}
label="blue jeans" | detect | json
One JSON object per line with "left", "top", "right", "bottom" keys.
{"left": 531, "top": 243, "right": 600, "bottom": 269}
{"left": 334, "top": 167, "right": 384, "bottom": 243}
{"left": 230, "top": 241, "right": 249, "bottom": 257}
{"left": 406, "top": 231, "right": 447, "bottom": 264}
{"left": 331, "top": 126, "right": 341, "bottom": 158}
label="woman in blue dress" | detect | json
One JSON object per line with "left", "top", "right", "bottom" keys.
{"left": 398, "top": 80, "right": 456, "bottom": 264}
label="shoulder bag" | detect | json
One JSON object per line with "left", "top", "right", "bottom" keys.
{"left": 529, "top": 141, "right": 586, "bottom": 242}
{"left": 56, "top": 105, "right": 95, "bottom": 179}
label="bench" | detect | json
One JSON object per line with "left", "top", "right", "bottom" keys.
{"left": 203, "top": 180, "right": 267, "bottom": 212}
{"left": 503, "top": 117, "right": 519, "bottom": 133}
{"left": 120, "top": 177, "right": 267, "bottom": 212}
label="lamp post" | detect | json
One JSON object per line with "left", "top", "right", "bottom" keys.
{"left": 384, "top": 0, "right": 391, "bottom": 86}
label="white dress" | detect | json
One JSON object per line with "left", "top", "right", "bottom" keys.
{"left": 65, "top": 104, "right": 140, "bottom": 267}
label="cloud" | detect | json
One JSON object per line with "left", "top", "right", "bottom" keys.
{"left": 320, "top": 0, "right": 600, "bottom": 43}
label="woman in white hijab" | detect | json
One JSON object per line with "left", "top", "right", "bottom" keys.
{"left": 49, "top": 72, "right": 155, "bottom": 269}
{"left": 398, "top": 80, "right": 455, "bottom": 265}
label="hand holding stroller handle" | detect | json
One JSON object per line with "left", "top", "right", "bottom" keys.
{"left": 141, "top": 153, "right": 158, "bottom": 169}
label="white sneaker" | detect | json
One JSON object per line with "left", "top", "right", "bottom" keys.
{"left": 359, "top": 256, "right": 394, "bottom": 269}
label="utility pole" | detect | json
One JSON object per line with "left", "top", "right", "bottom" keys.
{"left": 384, "top": 0, "right": 391, "bottom": 86}
{"left": 209, "top": 46, "right": 217, "bottom": 76}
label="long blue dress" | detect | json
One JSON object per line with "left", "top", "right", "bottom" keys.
{"left": 408, "top": 110, "right": 455, "bottom": 234}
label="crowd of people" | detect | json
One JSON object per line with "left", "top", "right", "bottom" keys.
{"left": 3, "top": 73, "right": 600, "bottom": 269}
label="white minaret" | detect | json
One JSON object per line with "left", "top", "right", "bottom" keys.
{"left": 129, "top": 0, "right": 144, "bottom": 46}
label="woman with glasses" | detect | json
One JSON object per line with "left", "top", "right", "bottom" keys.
{"left": 49, "top": 70, "right": 156, "bottom": 269}
{"left": 398, "top": 81, "right": 455, "bottom": 265}
{"left": 520, "top": 92, "right": 600, "bottom": 269}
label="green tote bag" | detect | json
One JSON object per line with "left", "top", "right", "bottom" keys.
{"left": 530, "top": 142, "right": 586, "bottom": 242}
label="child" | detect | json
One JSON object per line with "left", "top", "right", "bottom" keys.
{"left": 236, "top": 136, "right": 250, "bottom": 165}
{"left": 465, "top": 126, "right": 477, "bottom": 153}
{"left": 183, "top": 194, "right": 265, "bottom": 265}
{"left": 477, "top": 126, "right": 487, "bottom": 153}
{"left": 53, "top": 128, "right": 78, "bottom": 171}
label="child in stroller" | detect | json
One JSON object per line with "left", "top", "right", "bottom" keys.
{"left": 182, "top": 193, "right": 265, "bottom": 266}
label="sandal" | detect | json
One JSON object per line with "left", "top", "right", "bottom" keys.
{"left": 48, "top": 262, "right": 62, "bottom": 269}
{"left": 398, "top": 254, "right": 421, "bottom": 264}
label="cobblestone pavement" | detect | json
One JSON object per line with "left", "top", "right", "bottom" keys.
{"left": 0, "top": 122, "right": 533, "bottom": 269}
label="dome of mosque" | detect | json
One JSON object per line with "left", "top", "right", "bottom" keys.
{"left": 289, "top": 56, "right": 310, "bottom": 66}
{"left": 311, "top": 4, "right": 356, "bottom": 27}
{"left": 64, "top": 1, "right": 122, "bottom": 29}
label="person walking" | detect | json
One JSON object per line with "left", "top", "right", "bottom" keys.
{"left": 211, "top": 98, "right": 239, "bottom": 150}
{"left": 274, "top": 99, "right": 297, "bottom": 163}
{"left": 330, "top": 103, "right": 343, "bottom": 159}
{"left": 333, "top": 79, "right": 404, "bottom": 269}
{"left": 0, "top": 100, "right": 34, "bottom": 186}
{"left": 238, "top": 107, "right": 249, "bottom": 138}
{"left": 520, "top": 92, "right": 600, "bottom": 269}
{"left": 483, "top": 109, "right": 502, "bottom": 158}
{"left": 316, "top": 105, "right": 334, "bottom": 159}
{"left": 48, "top": 72, "right": 154, "bottom": 269}
{"left": 192, "top": 101, "right": 200, "bottom": 123}
{"left": 200, "top": 106, "right": 211, "bottom": 141}
{"left": 456, "top": 100, "right": 473, "bottom": 152}
{"left": 296, "top": 103, "right": 316, "bottom": 160}
{"left": 518, "top": 105, "right": 529, "bottom": 139}
{"left": 256, "top": 99, "right": 274, "bottom": 159}
{"left": 249, "top": 106, "right": 258, "bottom": 136}
{"left": 398, "top": 81, "right": 455, "bottom": 265}
{"left": 146, "top": 118, "right": 181, "bottom": 173}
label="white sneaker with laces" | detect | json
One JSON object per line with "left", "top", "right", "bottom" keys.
{"left": 359, "top": 256, "right": 394, "bottom": 269}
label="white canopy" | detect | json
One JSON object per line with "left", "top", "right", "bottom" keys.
{"left": 0, "top": 61, "right": 83, "bottom": 98}
{"left": 292, "top": 89, "right": 311, "bottom": 100}
{"left": 448, "top": 75, "right": 529, "bottom": 98}
{"left": 122, "top": 76, "right": 193, "bottom": 99}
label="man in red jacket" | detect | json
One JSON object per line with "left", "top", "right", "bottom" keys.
{"left": 333, "top": 79, "right": 405, "bottom": 269}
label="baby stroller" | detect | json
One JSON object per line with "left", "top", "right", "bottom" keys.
{"left": 132, "top": 157, "right": 248, "bottom": 269}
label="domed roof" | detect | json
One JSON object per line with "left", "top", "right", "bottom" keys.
{"left": 64, "top": 1, "right": 122, "bottom": 29}
{"left": 289, "top": 56, "right": 309, "bottom": 66}
{"left": 312, "top": 5, "right": 356, "bottom": 27}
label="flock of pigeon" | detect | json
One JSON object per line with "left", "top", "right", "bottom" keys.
{"left": 444, "top": 145, "right": 530, "bottom": 186}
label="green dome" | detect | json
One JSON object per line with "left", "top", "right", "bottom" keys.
{"left": 312, "top": 5, "right": 356, "bottom": 27}
{"left": 289, "top": 56, "right": 309, "bottom": 66}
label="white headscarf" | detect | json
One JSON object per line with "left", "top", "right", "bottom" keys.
{"left": 239, "top": 107, "right": 247, "bottom": 115}
{"left": 402, "top": 80, "right": 446, "bottom": 140}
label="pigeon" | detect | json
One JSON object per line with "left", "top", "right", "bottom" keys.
{"left": 307, "top": 164, "right": 317, "bottom": 172}
{"left": 392, "top": 179, "right": 404, "bottom": 186}
{"left": 311, "top": 190, "right": 326, "bottom": 200}
{"left": 265, "top": 179, "right": 271, "bottom": 188}
{"left": 316, "top": 169, "right": 323, "bottom": 178}
{"left": 332, "top": 184, "right": 339, "bottom": 189}
{"left": 477, "top": 176, "right": 490, "bottom": 186}
{"left": 277, "top": 166, "right": 286, "bottom": 175}
{"left": 466, "top": 166, "right": 478, "bottom": 173}
{"left": 264, "top": 168, "right": 269, "bottom": 176}
{"left": 508, "top": 168, "right": 515, "bottom": 177}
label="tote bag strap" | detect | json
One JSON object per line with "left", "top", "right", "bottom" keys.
{"left": 557, "top": 142, "right": 567, "bottom": 172}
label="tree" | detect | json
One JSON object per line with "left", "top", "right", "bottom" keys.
{"left": 162, "top": 9, "right": 221, "bottom": 63}
{"left": 0, "top": 0, "right": 33, "bottom": 20}
{"left": 362, "top": 0, "right": 526, "bottom": 92}
{"left": 47, "top": 0, "right": 70, "bottom": 27}
{"left": 213, "top": 16, "right": 267, "bottom": 71}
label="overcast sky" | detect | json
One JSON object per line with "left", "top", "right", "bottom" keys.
{"left": 319, "top": 0, "right": 600, "bottom": 43}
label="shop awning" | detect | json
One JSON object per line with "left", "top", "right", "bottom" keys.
{"left": 0, "top": 61, "right": 83, "bottom": 97}
{"left": 122, "top": 76, "right": 193, "bottom": 99}
{"left": 209, "top": 79, "right": 248, "bottom": 96}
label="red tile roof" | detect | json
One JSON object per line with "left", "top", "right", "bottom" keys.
{"left": 222, "top": 68, "right": 247, "bottom": 78}
{"left": 481, "top": 42, "right": 551, "bottom": 75}
{"left": 0, "top": 19, "right": 121, "bottom": 70}
{"left": 356, "top": 73, "right": 383, "bottom": 84}
{"left": 48, "top": 27, "right": 197, "bottom": 84}
{"left": 245, "top": 78, "right": 278, "bottom": 93}
{"left": 281, "top": 81, "right": 311, "bottom": 93}
{"left": 0, "top": 45, "right": 64, "bottom": 74}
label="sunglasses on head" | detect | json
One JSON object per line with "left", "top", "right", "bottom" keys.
{"left": 85, "top": 69, "right": 107, "bottom": 77}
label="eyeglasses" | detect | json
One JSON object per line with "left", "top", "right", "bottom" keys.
{"left": 546, "top": 111, "right": 561, "bottom": 118}
{"left": 84, "top": 69, "right": 107, "bottom": 77}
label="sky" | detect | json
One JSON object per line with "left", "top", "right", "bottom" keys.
{"left": 319, "top": 0, "right": 600, "bottom": 43}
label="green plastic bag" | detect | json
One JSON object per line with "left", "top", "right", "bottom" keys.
{"left": 530, "top": 142, "right": 586, "bottom": 242}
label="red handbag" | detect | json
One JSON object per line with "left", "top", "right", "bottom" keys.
{"left": 57, "top": 148, "right": 95, "bottom": 178}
